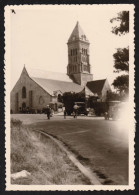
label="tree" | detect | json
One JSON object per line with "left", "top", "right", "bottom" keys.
{"left": 113, "top": 47, "right": 129, "bottom": 73}
{"left": 112, "top": 75, "right": 129, "bottom": 94}
{"left": 112, "top": 47, "right": 129, "bottom": 93}
{"left": 110, "top": 11, "right": 129, "bottom": 35}
{"left": 62, "top": 92, "right": 85, "bottom": 115}
{"left": 111, "top": 11, "right": 129, "bottom": 95}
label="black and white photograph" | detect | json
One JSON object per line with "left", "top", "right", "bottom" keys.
{"left": 5, "top": 4, "right": 134, "bottom": 191}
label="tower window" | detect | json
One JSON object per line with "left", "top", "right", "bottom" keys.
{"left": 71, "top": 50, "right": 72, "bottom": 56}
{"left": 22, "top": 86, "right": 26, "bottom": 99}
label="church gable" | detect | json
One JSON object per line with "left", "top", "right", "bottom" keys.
{"left": 10, "top": 67, "right": 51, "bottom": 113}
{"left": 86, "top": 79, "right": 106, "bottom": 95}
{"left": 86, "top": 79, "right": 111, "bottom": 101}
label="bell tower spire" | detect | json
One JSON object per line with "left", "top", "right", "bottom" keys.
{"left": 67, "top": 22, "right": 93, "bottom": 86}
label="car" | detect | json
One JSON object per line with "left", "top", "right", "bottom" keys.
{"left": 74, "top": 102, "right": 89, "bottom": 116}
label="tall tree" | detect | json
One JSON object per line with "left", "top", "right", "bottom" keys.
{"left": 112, "top": 75, "right": 129, "bottom": 94}
{"left": 113, "top": 47, "right": 129, "bottom": 73}
{"left": 111, "top": 11, "right": 129, "bottom": 95}
{"left": 110, "top": 11, "right": 129, "bottom": 35}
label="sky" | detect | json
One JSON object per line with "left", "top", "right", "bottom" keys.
{"left": 10, "top": 5, "right": 129, "bottom": 89}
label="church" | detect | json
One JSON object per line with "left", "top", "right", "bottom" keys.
{"left": 10, "top": 22, "right": 111, "bottom": 113}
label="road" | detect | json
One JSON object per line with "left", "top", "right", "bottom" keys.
{"left": 11, "top": 114, "right": 129, "bottom": 185}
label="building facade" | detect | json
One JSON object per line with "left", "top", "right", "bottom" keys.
{"left": 10, "top": 22, "right": 111, "bottom": 113}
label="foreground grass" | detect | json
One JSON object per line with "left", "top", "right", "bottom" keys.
{"left": 11, "top": 118, "right": 89, "bottom": 185}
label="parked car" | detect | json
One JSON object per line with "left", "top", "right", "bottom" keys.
{"left": 74, "top": 102, "right": 89, "bottom": 116}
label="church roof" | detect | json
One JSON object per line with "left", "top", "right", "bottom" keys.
{"left": 86, "top": 79, "right": 106, "bottom": 95}
{"left": 79, "top": 86, "right": 95, "bottom": 97}
{"left": 31, "top": 77, "right": 84, "bottom": 96}
{"left": 27, "top": 67, "right": 72, "bottom": 82}
{"left": 68, "top": 21, "right": 89, "bottom": 43}
{"left": 20, "top": 67, "right": 97, "bottom": 97}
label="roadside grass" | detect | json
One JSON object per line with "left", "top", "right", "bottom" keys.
{"left": 11, "top": 118, "right": 90, "bottom": 185}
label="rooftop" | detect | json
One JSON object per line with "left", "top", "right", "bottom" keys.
{"left": 32, "top": 77, "right": 84, "bottom": 96}
{"left": 86, "top": 79, "right": 106, "bottom": 95}
{"left": 26, "top": 67, "right": 72, "bottom": 82}
{"left": 68, "top": 21, "right": 89, "bottom": 43}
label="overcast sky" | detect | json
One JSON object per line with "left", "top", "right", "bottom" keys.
{"left": 10, "top": 5, "right": 130, "bottom": 89}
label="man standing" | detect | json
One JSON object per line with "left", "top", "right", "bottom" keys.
{"left": 63, "top": 106, "right": 66, "bottom": 119}
{"left": 73, "top": 103, "right": 78, "bottom": 118}
{"left": 46, "top": 105, "right": 51, "bottom": 120}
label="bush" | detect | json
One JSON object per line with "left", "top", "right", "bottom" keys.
{"left": 11, "top": 118, "right": 22, "bottom": 129}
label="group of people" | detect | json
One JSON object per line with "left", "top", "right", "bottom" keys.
{"left": 45, "top": 103, "right": 79, "bottom": 120}
{"left": 64, "top": 103, "right": 79, "bottom": 119}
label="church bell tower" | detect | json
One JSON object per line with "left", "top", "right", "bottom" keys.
{"left": 67, "top": 21, "right": 93, "bottom": 86}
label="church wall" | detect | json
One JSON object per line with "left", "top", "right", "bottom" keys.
{"left": 11, "top": 69, "right": 52, "bottom": 113}
{"left": 101, "top": 79, "right": 111, "bottom": 102}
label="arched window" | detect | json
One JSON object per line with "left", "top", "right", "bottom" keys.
{"left": 22, "top": 86, "right": 26, "bottom": 99}
{"left": 71, "top": 50, "right": 72, "bottom": 56}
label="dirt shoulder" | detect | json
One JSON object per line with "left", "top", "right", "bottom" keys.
{"left": 11, "top": 118, "right": 90, "bottom": 185}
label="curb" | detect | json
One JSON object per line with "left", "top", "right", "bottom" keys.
{"left": 33, "top": 129, "right": 101, "bottom": 185}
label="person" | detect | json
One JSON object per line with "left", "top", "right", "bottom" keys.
{"left": 64, "top": 109, "right": 67, "bottom": 119}
{"left": 45, "top": 105, "right": 51, "bottom": 120}
{"left": 73, "top": 103, "right": 78, "bottom": 118}
{"left": 104, "top": 111, "right": 109, "bottom": 120}
{"left": 63, "top": 106, "right": 66, "bottom": 119}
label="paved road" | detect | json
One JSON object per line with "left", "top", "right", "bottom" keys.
{"left": 11, "top": 114, "right": 129, "bottom": 185}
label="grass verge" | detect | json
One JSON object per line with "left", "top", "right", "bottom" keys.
{"left": 11, "top": 118, "right": 90, "bottom": 185}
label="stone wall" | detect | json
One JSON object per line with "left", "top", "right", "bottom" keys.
{"left": 11, "top": 69, "right": 51, "bottom": 113}
{"left": 72, "top": 72, "right": 93, "bottom": 86}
